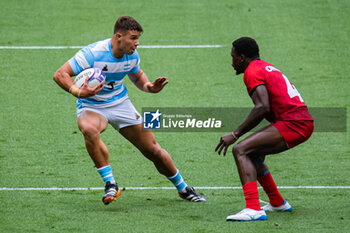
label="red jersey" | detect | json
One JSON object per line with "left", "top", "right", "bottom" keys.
{"left": 244, "top": 60, "right": 313, "bottom": 122}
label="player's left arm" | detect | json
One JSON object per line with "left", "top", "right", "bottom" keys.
{"left": 215, "top": 85, "right": 270, "bottom": 155}
{"left": 128, "top": 69, "right": 168, "bottom": 93}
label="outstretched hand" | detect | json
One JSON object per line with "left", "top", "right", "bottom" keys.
{"left": 147, "top": 77, "right": 168, "bottom": 93}
{"left": 215, "top": 133, "right": 238, "bottom": 156}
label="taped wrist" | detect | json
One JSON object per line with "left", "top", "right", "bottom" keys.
{"left": 143, "top": 82, "right": 151, "bottom": 92}
{"left": 69, "top": 85, "right": 80, "bottom": 97}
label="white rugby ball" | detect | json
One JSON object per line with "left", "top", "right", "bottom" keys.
{"left": 74, "top": 68, "right": 106, "bottom": 88}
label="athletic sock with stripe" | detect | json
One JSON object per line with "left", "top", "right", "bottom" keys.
{"left": 167, "top": 169, "right": 188, "bottom": 193}
{"left": 97, "top": 165, "right": 116, "bottom": 184}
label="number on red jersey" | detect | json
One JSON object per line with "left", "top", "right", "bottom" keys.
{"left": 282, "top": 74, "right": 304, "bottom": 102}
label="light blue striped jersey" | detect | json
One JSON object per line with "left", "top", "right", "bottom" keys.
{"left": 68, "top": 38, "right": 140, "bottom": 108}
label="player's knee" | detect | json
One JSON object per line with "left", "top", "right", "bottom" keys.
{"left": 142, "top": 140, "right": 162, "bottom": 158}
{"left": 78, "top": 123, "right": 100, "bottom": 140}
{"left": 232, "top": 143, "right": 246, "bottom": 158}
{"left": 233, "top": 144, "right": 252, "bottom": 167}
{"left": 150, "top": 144, "right": 163, "bottom": 158}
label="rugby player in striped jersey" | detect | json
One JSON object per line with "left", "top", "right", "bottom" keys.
{"left": 53, "top": 16, "right": 205, "bottom": 205}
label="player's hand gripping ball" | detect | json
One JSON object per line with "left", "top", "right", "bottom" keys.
{"left": 74, "top": 68, "right": 106, "bottom": 88}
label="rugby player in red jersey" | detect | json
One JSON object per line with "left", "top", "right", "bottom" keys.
{"left": 215, "top": 37, "right": 314, "bottom": 221}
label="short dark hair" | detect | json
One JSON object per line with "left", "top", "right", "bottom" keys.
{"left": 232, "top": 37, "right": 259, "bottom": 58}
{"left": 114, "top": 16, "right": 143, "bottom": 34}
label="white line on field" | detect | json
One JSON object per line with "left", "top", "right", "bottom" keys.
{"left": 0, "top": 186, "right": 349, "bottom": 191}
{"left": 0, "top": 45, "right": 224, "bottom": 50}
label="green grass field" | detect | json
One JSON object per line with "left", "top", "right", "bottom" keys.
{"left": 1, "top": 0, "right": 349, "bottom": 232}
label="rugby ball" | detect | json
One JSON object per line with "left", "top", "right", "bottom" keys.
{"left": 74, "top": 68, "right": 106, "bottom": 88}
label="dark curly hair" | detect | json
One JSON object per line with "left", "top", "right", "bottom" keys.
{"left": 232, "top": 37, "right": 259, "bottom": 59}
{"left": 114, "top": 16, "right": 143, "bottom": 34}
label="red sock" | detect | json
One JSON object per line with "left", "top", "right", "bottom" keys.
{"left": 243, "top": 181, "right": 261, "bottom": 211}
{"left": 257, "top": 171, "right": 284, "bottom": 207}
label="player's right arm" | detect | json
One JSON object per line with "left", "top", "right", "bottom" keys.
{"left": 53, "top": 62, "right": 103, "bottom": 98}
{"left": 53, "top": 62, "right": 76, "bottom": 93}
{"left": 215, "top": 85, "right": 270, "bottom": 156}
{"left": 233, "top": 84, "right": 270, "bottom": 137}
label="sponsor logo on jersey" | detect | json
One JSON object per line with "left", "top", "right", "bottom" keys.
{"left": 102, "top": 64, "right": 108, "bottom": 71}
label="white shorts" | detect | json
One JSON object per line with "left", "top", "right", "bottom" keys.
{"left": 76, "top": 98, "right": 142, "bottom": 131}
